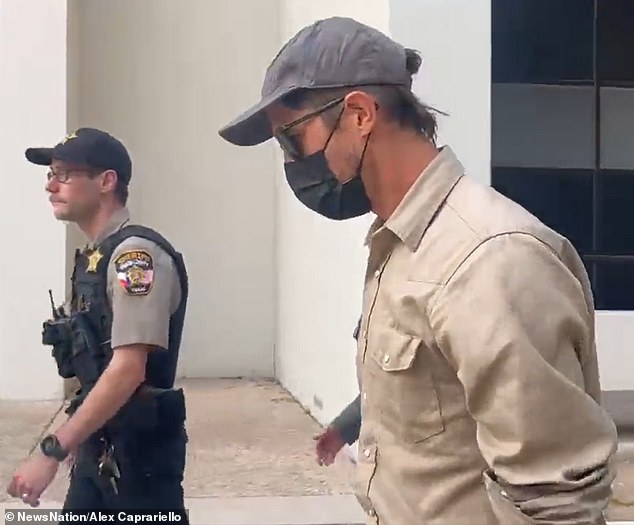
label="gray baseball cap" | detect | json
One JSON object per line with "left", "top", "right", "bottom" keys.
{"left": 218, "top": 16, "right": 411, "bottom": 147}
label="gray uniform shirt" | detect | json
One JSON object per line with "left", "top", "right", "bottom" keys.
{"left": 87, "top": 207, "right": 181, "bottom": 350}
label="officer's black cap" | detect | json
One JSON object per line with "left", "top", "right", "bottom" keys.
{"left": 218, "top": 16, "right": 411, "bottom": 147}
{"left": 25, "top": 127, "right": 132, "bottom": 185}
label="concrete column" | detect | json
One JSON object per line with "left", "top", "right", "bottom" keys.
{"left": 69, "top": 0, "right": 281, "bottom": 378}
{"left": 274, "top": 0, "right": 390, "bottom": 427}
{"left": 275, "top": 0, "right": 493, "bottom": 427}
{"left": 0, "top": 0, "right": 67, "bottom": 400}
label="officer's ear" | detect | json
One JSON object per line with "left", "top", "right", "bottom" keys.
{"left": 98, "top": 169, "right": 118, "bottom": 196}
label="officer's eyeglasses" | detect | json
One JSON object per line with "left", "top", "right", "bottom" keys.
{"left": 274, "top": 96, "right": 345, "bottom": 161}
{"left": 46, "top": 168, "right": 101, "bottom": 184}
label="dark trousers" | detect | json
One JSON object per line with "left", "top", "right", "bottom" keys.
{"left": 62, "top": 426, "right": 188, "bottom": 523}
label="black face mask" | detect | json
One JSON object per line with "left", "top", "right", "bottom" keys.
{"left": 283, "top": 145, "right": 372, "bottom": 220}
{"left": 282, "top": 106, "right": 372, "bottom": 221}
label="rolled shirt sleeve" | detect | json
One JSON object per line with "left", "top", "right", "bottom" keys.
{"left": 429, "top": 232, "right": 618, "bottom": 524}
{"left": 332, "top": 317, "right": 363, "bottom": 444}
{"left": 331, "top": 394, "right": 361, "bottom": 445}
{"left": 107, "top": 236, "right": 181, "bottom": 350}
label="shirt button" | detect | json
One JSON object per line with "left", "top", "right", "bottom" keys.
{"left": 362, "top": 392, "right": 367, "bottom": 401}
{"left": 368, "top": 509, "right": 376, "bottom": 517}
{"left": 383, "top": 354, "right": 390, "bottom": 364}
{"left": 374, "top": 269, "right": 380, "bottom": 278}
{"left": 364, "top": 448, "right": 371, "bottom": 458}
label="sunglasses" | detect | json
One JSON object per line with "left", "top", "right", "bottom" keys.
{"left": 274, "top": 96, "right": 345, "bottom": 160}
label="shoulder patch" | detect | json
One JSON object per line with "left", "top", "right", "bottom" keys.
{"left": 114, "top": 249, "right": 154, "bottom": 296}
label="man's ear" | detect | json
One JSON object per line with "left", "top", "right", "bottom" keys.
{"left": 100, "top": 169, "right": 118, "bottom": 194}
{"left": 343, "top": 91, "right": 377, "bottom": 134}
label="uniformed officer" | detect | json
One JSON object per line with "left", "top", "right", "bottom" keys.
{"left": 217, "top": 17, "right": 619, "bottom": 525}
{"left": 7, "top": 127, "right": 189, "bottom": 519}
{"left": 314, "top": 318, "right": 362, "bottom": 466}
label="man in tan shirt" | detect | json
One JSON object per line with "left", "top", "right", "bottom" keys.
{"left": 218, "top": 16, "right": 618, "bottom": 525}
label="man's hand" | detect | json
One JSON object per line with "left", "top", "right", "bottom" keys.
{"left": 313, "top": 426, "right": 345, "bottom": 466}
{"left": 7, "top": 454, "right": 59, "bottom": 507}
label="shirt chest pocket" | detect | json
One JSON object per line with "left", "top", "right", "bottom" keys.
{"left": 366, "top": 327, "right": 445, "bottom": 443}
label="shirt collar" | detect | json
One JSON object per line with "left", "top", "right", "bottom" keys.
{"left": 89, "top": 207, "right": 131, "bottom": 249}
{"left": 364, "top": 146, "right": 464, "bottom": 251}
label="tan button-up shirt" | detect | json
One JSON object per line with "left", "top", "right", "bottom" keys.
{"left": 354, "top": 147, "right": 618, "bottom": 525}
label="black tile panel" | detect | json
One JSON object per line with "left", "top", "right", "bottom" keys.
{"left": 598, "top": 0, "right": 634, "bottom": 85}
{"left": 593, "top": 258, "right": 634, "bottom": 310}
{"left": 597, "top": 170, "right": 634, "bottom": 255}
{"left": 492, "top": 167, "right": 594, "bottom": 253}
{"left": 492, "top": 0, "right": 594, "bottom": 84}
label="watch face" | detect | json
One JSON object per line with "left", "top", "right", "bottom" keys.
{"left": 41, "top": 436, "right": 51, "bottom": 450}
{"left": 41, "top": 435, "right": 66, "bottom": 460}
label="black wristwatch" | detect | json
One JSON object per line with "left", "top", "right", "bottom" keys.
{"left": 40, "top": 434, "right": 69, "bottom": 461}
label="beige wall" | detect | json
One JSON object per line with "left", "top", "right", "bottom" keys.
{"left": 0, "top": 0, "right": 67, "bottom": 400}
{"left": 66, "top": 0, "right": 281, "bottom": 379}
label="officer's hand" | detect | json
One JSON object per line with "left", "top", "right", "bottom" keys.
{"left": 313, "top": 426, "right": 345, "bottom": 466}
{"left": 6, "top": 454, "right": 59, "bottom": 507}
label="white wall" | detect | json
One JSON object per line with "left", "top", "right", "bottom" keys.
{"left": 0, "top": 0, "right": 67, "bottom": 400}
{"left": 389, "top": 0, "right": 492, "bottom": 186}
{"left": 274, "top": 0, "right": 388, "bottom": 427}
{"left": 68, "top": 0, "right": 281, "bottom": 379}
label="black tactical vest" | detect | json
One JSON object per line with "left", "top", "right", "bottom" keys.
{"left": 71, "top": 225, "right": 188, "bottom": 389}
